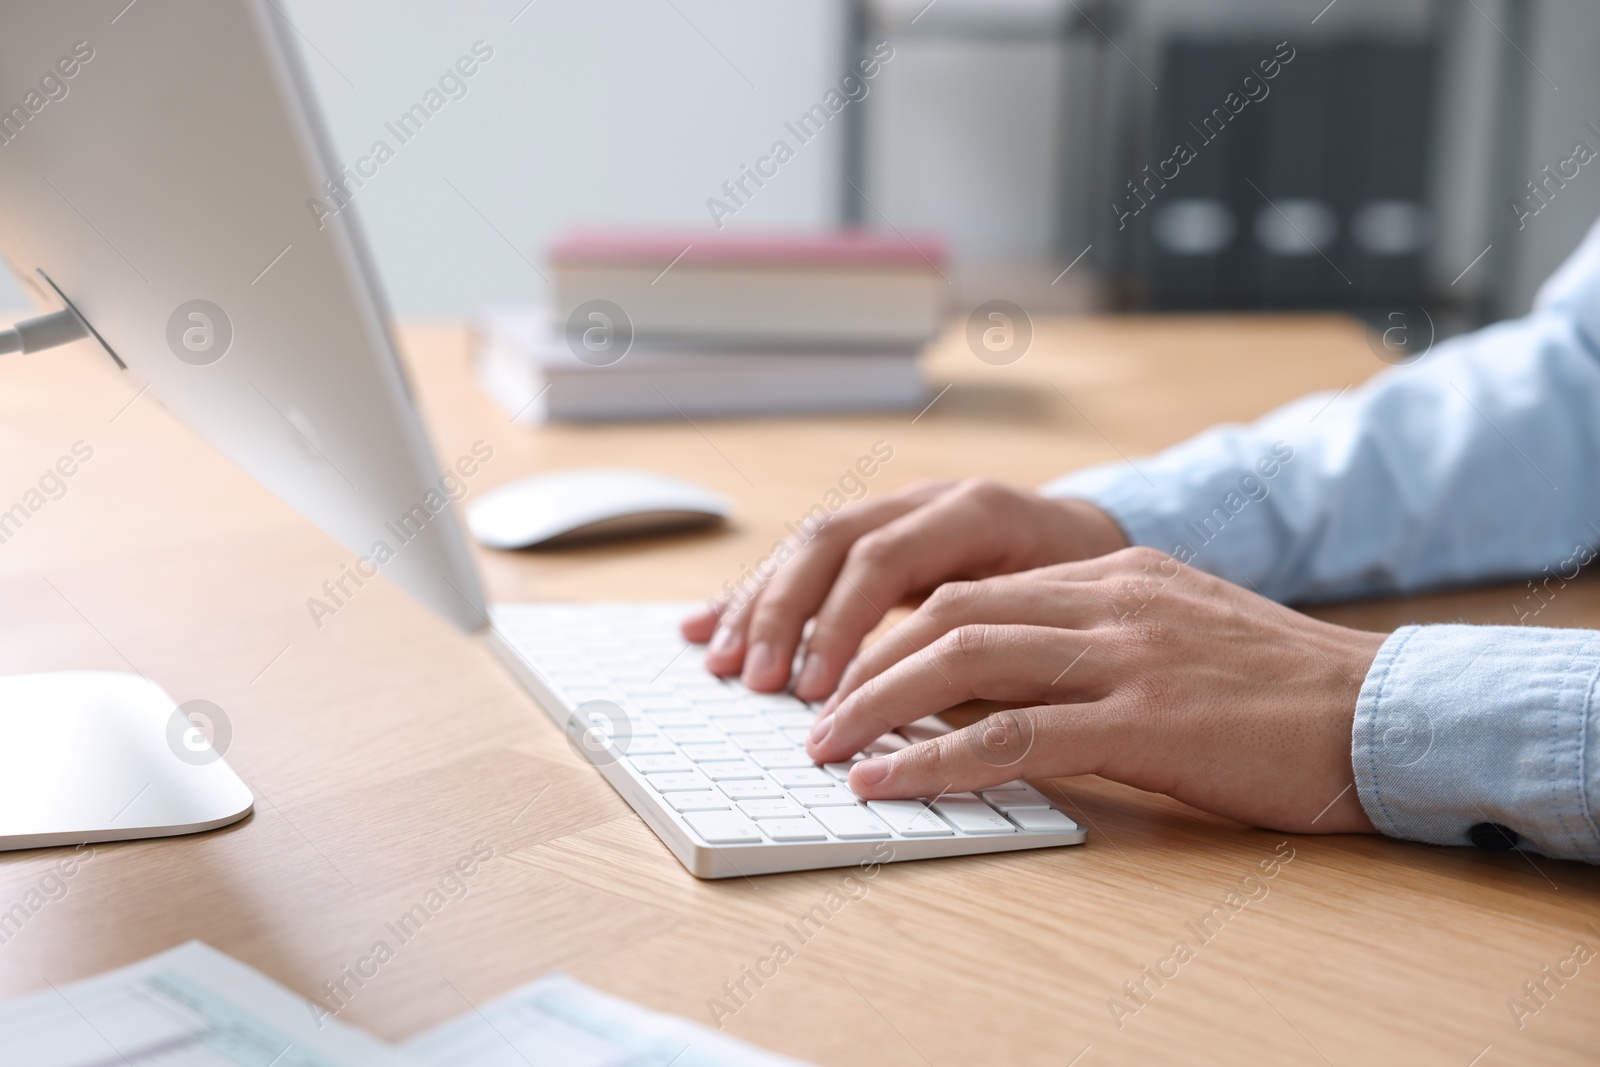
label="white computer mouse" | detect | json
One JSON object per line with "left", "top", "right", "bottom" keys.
{"left": 467, "top": 468, "right": 731, "bottom": 549}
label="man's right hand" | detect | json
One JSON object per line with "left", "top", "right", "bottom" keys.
{"left": 678, "top": 478, "right": 1129, "bottom": 702}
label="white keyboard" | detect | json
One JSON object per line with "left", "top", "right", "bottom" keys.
{"left": 489, "top": 603, "right": 1086, "bottom": 878}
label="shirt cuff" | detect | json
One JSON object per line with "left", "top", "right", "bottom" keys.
{"left": 1352, "top": 624, "right": 1600, "bottom": 863}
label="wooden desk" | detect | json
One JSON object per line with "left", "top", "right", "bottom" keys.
{"left": 1, "top": 312, "right": 1596, "bottom": 1065}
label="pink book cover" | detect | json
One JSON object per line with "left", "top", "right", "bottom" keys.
{"left": 549, "top": 229, "right": 947, "bottom": 271}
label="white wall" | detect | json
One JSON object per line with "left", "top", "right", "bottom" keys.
{"left": 0, "top": 0, "right": 846, "bottom": 315}
{"left": 286, "top": 0, "right": 847, "bottom": 315}
{"left": 868, "top": 37, "right": 1066, "bottom": 265}
{"left": 1, "top": 0, "right": 1594, "bottom": 317}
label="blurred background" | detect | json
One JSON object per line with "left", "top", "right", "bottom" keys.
{"left": 6, "top": 0, "right": 1595, "bottom": 336}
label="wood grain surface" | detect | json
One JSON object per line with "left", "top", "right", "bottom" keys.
{"left": 0, "top": 310, "right": 1596, "bottom": 1065}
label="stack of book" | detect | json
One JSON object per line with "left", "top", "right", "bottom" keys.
{"left": 475, "top": 230, "right": 947, "bottom": 423}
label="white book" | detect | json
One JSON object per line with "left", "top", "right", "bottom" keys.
{"left": 475, "top": 309, "right": 927, "bottom": 424}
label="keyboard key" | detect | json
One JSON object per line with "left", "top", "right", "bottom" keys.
{"left": 664, "top": 726, "right": 722, "bottom": 744}
{"left": 981, "top": 784, "right": 1051, "bottom": 811}
{"left": 931, "top": 796, "right": 1015, "bottom": 834}
{"left": 762, "top": 816, "right": 828, "bottom": 842}
{"left": 679, "top": 743, "right": 744, "bottom": 762}
{"left": 618, "top": 716, "right": 662, "bottom": 735}
{"left": 780, "top": 728, "right": 813, "bottom": 744}
{"left": 813, "top": 807, "right": 892, "bottom": 840}
{"left": 719, "top": 779, "right": 785, "bottom": 800}
{"left": 684, "top": 811, "right": 762, "bottom": 844}
{"left": 704, "top": 714, "right": 761, "bottom": 731}
{"left": 764, "top": 711, "right": 816, "bottom": 729}
{"left": 867, "top": 800, "right": 953, "bottom": 837}
{"left": 627, "top": 754, "right": 690, "bottom": 775}
{"left": 618, "top": 736, "right": 675, "bottom": 756}
{"left": 750, "top": 694, "right": 808, "bottom": 711}
{"left": 771, "top": 767, "right": 833, "bottom": 788}
{"left": 651, "top": 712, "right": 709, "bottom": 728}
{"left": 677, "top": 683, "right": 736, "bottom": 700}
{"left": 1009, "top": 808, "right": 1080, "bottom": 833}
{"left": 790, "top": 786, "right": 859, "bottom": 808}
{"left": 731, "top": 732, "right": 790, "bottom": 751}
{"left": 687, "top": 690, "right": 746, "bottom": 705}
{"left": 636, "top": 700, "right": 692, "bottom": 714}
{"left": 645, "top": 771, "right": 713, "bottom": 793}
{"left": 668, "top": 791, "right": 731, "bottom": 812}
{"left": 738, "top": 798, "right": 804, "bottom": 820}
{"left": 699, "top": 760, "right": 765, "bottom": 781}
{"left": 622, "top": 687, "right": 676, "bottom": 701}
{"left": 754, "top": 750, "right": 816, "bottom": 769}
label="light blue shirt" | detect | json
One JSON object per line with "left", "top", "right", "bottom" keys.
{"left": 1042, "top": 217, "right": 1600, "bottom": 863}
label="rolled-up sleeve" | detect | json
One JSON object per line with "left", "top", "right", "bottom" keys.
{"left": 1038, "top": 217, "right": 1600, "bottom": 861}
{"left": 1354, "top": 625, "right": 1600, "bottom": 862}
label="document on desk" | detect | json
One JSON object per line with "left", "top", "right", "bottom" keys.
{"left": 402, "top": 972, "right": 813, "bottom": 1067}
{"left": 0, "top": 941, "right": 812, "bottom": 1067}
{"left": 0, "top": 940, "right": 411, "bottom": 1067}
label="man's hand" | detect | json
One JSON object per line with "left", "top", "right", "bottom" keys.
{"left": 804, "top": 547, "right": 1387, "bottom": 834}
{"left": 678, "top": 479, "right": 1128, "bottom": 699}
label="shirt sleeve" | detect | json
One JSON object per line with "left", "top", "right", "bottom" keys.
{"left": 1038, "top": 216, "right": 1600, "bottom": 862}
{"left": 1353, "top": 624, "right": 1600, "bottom": 863}
{"left": 1040, "top": 218, "right": 1600, "bottom": 605}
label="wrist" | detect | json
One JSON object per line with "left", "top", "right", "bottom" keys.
{"left": 1327, "top": 624, "right": 1388, "bottom": 833}
{"left": 1047, "top": 496, "right": 1131, "bottom": 561}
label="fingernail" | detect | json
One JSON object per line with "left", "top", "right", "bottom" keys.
{"left": 795, "top": 652, "right": 826, "bottom": 696}
{"left": 853, "top": 758, "right": 889, "bottom": 788}
{"left": 742, "top": 642, "right": 777, "bottom": 685}
{"left": 807, "top": 710, "right": 834, "bottom": 743}
{"left": 708, "top": 626, "right": 740, "bottom": 656}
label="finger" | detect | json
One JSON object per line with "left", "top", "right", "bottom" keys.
{"left": 847, "top": 702, "right": 1118, "bottom": 800}
{"left": 737, "top": 481, "right": 952, "bottom": 691}
{"left": 701, "top": 598, "right": 750, "bottom": 677}
{"left": 688, "top": 595, "right": 751, "bottom": 673}
{"left": 807, "top": 624, "right": 1101, "bottom": 764}
{"left": 829, "top": 574, "right": 1100, "bottom": 711}
{"left": 791, "top": 487, "right": 1028, "bottom": 701}
{"left": 680, "top": 599, "right": 725, "bottom": 644}
{"left": 823, "top": 545, "right": 1186, "bottom": 692}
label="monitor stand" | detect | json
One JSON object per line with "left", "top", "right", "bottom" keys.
{"left": 0, "top": 671, "right": 254, "bottom": 851}
{"left": 2, "top": 309, "right": 253, "bottom": 852}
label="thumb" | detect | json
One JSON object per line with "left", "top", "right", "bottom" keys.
{"left": 847, "top": 705, "right": 1108, "bottom": 800}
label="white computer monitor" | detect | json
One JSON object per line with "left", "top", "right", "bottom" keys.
{"left": 0, "top": 0, "right": 487, "bottom": 633}
{"left": 0, "top": 0, "right": 491, "bottom": 850}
